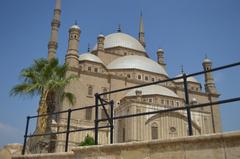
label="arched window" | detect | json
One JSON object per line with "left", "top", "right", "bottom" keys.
{"left": 138, "top": 74, "right": 142, "bottom": 80}
{"left": 94, "top": 68, "right": 98, "bottom": 73}
{"left": 85, "top": 108, "right": 92, "bottom": 120}
{"left": 161, "top": 99, "right": 164, "bottom": 105}
{"left": 151, "top": 122, "right": 158, "bottom": 139}
{"left": 166, "top": 100, "right": 169, "bottom": 105}
{"left": 88, "top": 85, "right": 93, "bottom": 96}
{"left": 176, "top": 101, "right": 180, "bottom": 107}
{"left": 88, "top": 66, "right": 91, "bottom": 72}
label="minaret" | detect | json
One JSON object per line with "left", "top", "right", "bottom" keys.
{"left": 202, "top": 57, "right": 222, "bottom": 133}
{"left": 97, "top": 34, "right": 105, "bottom": 51}
{"left": 93, "top": 34, "right": 105, "bottom": 57}
{"left": 157, "top": 48, "right": 166, "bottom": 69}
{"left": 202, "top": 57, "right": 218, "bottom": 94}
{"left": 138, "top": 12, "right": 145, "bottom": 48}
{"left": 48, "top": 0, "right": 61, "bottom": 60}
{"left": 65, "top": 24, "right": 81, "bottom": 68}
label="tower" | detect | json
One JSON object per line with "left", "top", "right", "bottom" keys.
{"left": 202, "top": 57, "right": 221, "bottom": 133}
{"left": 48, "top": 0, "right": 61, "bottom": 60}
{"left": 138, "top": 12, "right": 145, "bottom": 48}
{"left": 157, "top": 48, "right": 166, "bottom": 68}
{"left": 97, "top": 34, "right": 105, "bottom": 51}
{"left": 202, "top": 57, "right": 217, "bottom": 94}
{"left": 65, "top": 24, "right": 81, "bottom": 68}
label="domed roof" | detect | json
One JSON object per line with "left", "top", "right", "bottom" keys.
{"left": 174, "top": 74, "right": 199, "bottom": 83}
{"left": 70, "top": 24, "right": 80, "bottom": 30}
{"left": 79, "top": 53, "right": 104, "bottom": 64}
{"left": 93, "top": 32, "right": 146, "bottom": 52}
{"left": 126, "top": 85, "right": 179, "bottom": 98}
{"left": 203, "top": 58, "right": 212, "bottom": 63}
{"left": 107, "top": 55, "right": 168, "bottom": 76}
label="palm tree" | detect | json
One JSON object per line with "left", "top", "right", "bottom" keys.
{"left": 10, "top": 58, "right": 77, "bottom": 134}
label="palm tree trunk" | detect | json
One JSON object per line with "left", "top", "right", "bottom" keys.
{"left": 36, "top": 90, "right": 49, "bottom": 134}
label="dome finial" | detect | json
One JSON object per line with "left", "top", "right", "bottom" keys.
{"left": 87, "top": 43, "right": 90, "bottom": 52}
{"left": 203, "top": 54, "right": 212, "bottom": 63}
{"left": 74, "top": 20, "right": 78, "bottom": 25}
{"left": 117, "top": 24, "right": 122, "bottom": 32}
{"left": 205, "top": 54, "right": 208, "bottom": 59}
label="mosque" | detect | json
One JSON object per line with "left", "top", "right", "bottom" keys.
{"left": 29, "top": 0, "right": 221, "bottom": 153}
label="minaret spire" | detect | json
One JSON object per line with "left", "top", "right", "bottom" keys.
{"left": 117, "top": 24, "right": 122, "bottom": 32}
{"left": 140, "top": 11, "right": 144, "bottom": 33}
{"left": 138, "top": 11, "right": 145, "bottom": 48}
{"left": 48, "top": 0, "right": 61, "bottom": 60}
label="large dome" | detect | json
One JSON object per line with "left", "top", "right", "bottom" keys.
{"left": 107, "top": 55, "right": 168, "bottom": 76}
{"left": 126, "top": 85, "right": 179, "bottom": 98}
{"left": 93, "top": 32, "right": 146, "bottom": 52}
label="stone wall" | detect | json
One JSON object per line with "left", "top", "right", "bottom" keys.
{"left": 13, "top": 131, "right": 240, "bottom": 159}
{"left": 0, "top": 144, "right": 22, "bottom": 159}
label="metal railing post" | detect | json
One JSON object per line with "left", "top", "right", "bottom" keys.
{"left": 65, "top": 109, "right": 72, "bottom": 152}
{"left": 183, "top": 73, "right": 193, "bottom": 136}
{"left": 110, "top": 100, "right": 114, "bottom": 144}
{"left": 22, "top": 116, "right": 30, "bottom": 155}
{"left": 94, "top": 93, "right": 99, "bottom": 145}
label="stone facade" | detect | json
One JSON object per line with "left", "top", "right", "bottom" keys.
{"left": 0, "top": 144, "right": 23, "bottom": 159}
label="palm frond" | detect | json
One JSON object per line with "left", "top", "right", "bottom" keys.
{"left": 61, "top": 92, "right": 76, "bottom": 106}
{"left": 10, "top": 83, "right": 41, "bottom": 97}
{"left": 11, "top": 57, "right": 78, "bottom": 107}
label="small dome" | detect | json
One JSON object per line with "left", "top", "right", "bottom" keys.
{"left": 79, "top": 53, "right": 104, "bottom": 64}
{"left": 107, "top": 55, "right": 168, "bottom": 76}
{"left": 70, "top": 25, "right": 80, "bottom": 30}
{"left": 126, "top": 85, "right": 179, "bottom": 98}
{"left": 203, "top": 58, "right": 212, "bottom": 63}
{"left": 98, "top": 34, "right": 105, "bottom": 38}
{"left": 157, "top": 48, "right": 164, "bottom": 52}
{"left": 174, "top": 74, "right": 199, "bottom": 83}
{"left": 93, "top": 32, "right": 146, "bottom": 52}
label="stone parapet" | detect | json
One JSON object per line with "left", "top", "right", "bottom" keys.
{"left": 13, "top": 131, "right": 240, "bottom": 159}
{"left": 12, "top": 152, "right": 74, "bottom": 159}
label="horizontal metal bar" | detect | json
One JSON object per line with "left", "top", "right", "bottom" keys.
{"left": 26, "top": 125, "right": 111, "bottom": 138}
{"left": 27, "top": 130, "right": 67, "bottom": 137}
{"left": 29, "top": 103, "right": 109, "bottom": 119}
{"left": 98, "top": 96, "right": 240, "bottom": 122}
{"left": 99, "top": 76, "right": 182, "bottom": 96}
{"left": 99, "top": 61, "right": 240, "bottom": 96}
{"left": 29, "top": 110, "right": 69, "bottom": 118}
{"left": 187, "top": 61, "right": 240, "bottom": 78}
{"left": 69, "top": 125, "right": 111, "bottom": 133}
{"left": 71, "top": 104, "right": 96, "bottom": 112}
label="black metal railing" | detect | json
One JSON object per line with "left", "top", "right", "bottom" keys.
{"left": 22, "top": 61, "right": 240, "bottom": 155}
{"left": 22, "top": 102, "right": 113, "bottom": 155}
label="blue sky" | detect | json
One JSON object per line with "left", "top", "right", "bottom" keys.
{"left": 0, "top": 0, "right": 240, "bottom": 147}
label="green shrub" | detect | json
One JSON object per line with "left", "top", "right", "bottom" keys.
{"left": 79, "top": 134, "right": 95, "bottom": 146}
